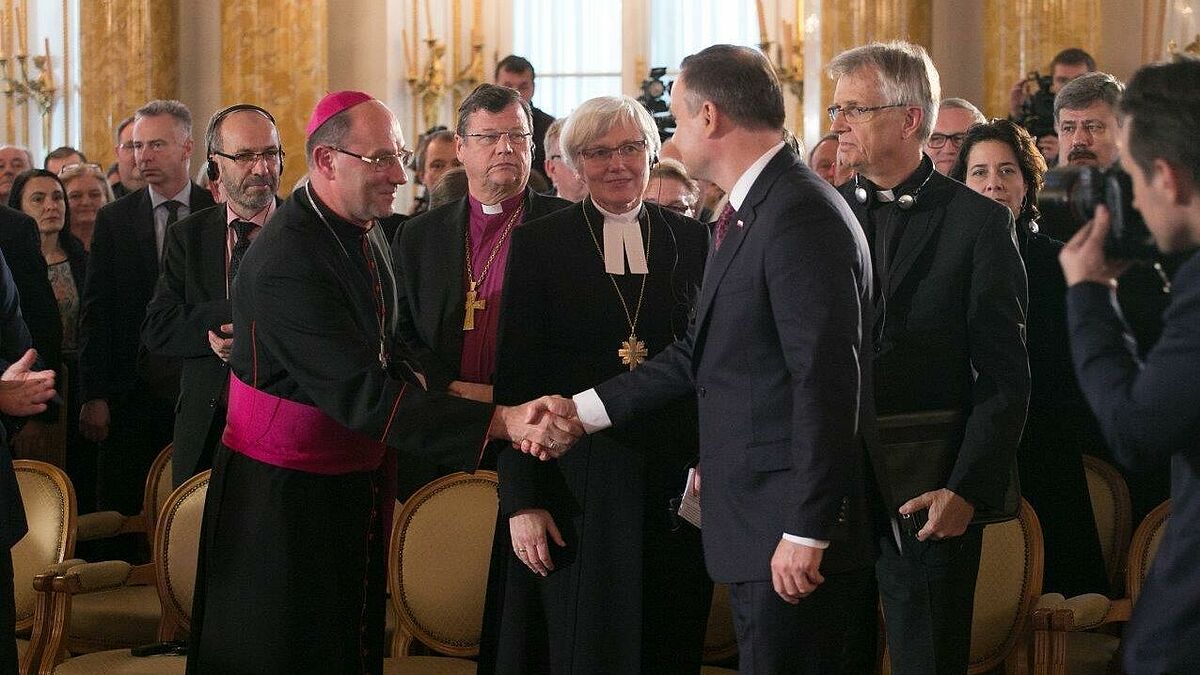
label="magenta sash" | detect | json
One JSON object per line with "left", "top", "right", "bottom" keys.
{"left": 223, "top": 374, "right": 387, "bottom": 475}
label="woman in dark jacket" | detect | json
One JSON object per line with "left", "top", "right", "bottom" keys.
{"left": 951, "top": 119, "right": 1109, "bottom": 596}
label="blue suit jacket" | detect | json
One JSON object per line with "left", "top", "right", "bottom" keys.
{"left": 595, "top": 147, "right": 874, "bottom": 582}
{"left": 1068, "top": 250, "right": 1200, "bottom": 674}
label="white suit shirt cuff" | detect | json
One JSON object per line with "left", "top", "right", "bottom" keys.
{"left": 572, "top": 389, "right": 612, "bottom": 434}
{"left": 782, "top": 534, "right": 830, "bottom": 549}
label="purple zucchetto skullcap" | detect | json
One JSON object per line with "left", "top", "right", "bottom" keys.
{"left": 305, "top": 90, "right": 375, "bottom": 138}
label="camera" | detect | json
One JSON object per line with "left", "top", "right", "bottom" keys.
{"left": 1018, "top": 71, "right": 1057, "bottom": 139}
{"left": 637, "top": 67, "right": 676, "bottom": 141}
{"left": 1038, "top": 165, "right": 1157, "bottom": 261}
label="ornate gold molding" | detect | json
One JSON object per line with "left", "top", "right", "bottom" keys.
{"left": 819, "top": 0, "right": 931, "bottom": 132}
{"left": 983, "top": 0, "right": 1101, "bottom": 119}
{"left": 80, "top": 0, "right": 177, "bottom": 171}
{"left": 220, "top": 0, "right": 328, "bottom": 193}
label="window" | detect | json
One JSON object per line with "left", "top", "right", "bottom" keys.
{"left": 511, "top": 0, "right": 623, "bottom": 117}
{"left": 649, "top": 0, "right": 761, "bottom": 75}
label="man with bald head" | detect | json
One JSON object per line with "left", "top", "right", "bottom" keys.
{"left": 0, "top": 146, "right": 31, "bottom": 203}
{"left": 187, "top": 91, "right": 580, "bottom": 674}
{"left": 142, "top": 104, "right": 284, "bottom": 488}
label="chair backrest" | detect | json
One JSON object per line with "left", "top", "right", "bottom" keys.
{"left": 1126, "top": 499, "right": 1169, "bottom": 605}
{"left": 11, "top": 460, "right": 75, "bottom": 632}
{"left": 388, "top": 471, "right": 498, "bottom": 658}
{"left": 153, "top": 469, "right": 209, "bottom": 638}
{"left": 143, "top": 443, "right": 175, "bottom": 534}
{"left": 969, "top": 498, "right": 1044, "bottom": 674}
{"left": 1082, "top": 455, "right": 1133, "bottom": 592}
{"left": 703, "top": 583, "right": 738, "bottom": 665}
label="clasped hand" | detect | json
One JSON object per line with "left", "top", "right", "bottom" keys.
{"left": 489, "top": 395, "right": 582, "bottom": 460}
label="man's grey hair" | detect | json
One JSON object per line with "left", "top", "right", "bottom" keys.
{"left": 0, "top": 145, "right": 33, "bottom": 166}
{"left": 559, "top": 95, "right": 662, "bottom": 173}
{"left": 1054, "top": 71, "right": 1124, "bottom": 123}
{"left": 940, "top": 98, "right": 986, "bottom": 125}
{"left": 827, "top": 41, "right": 941, "bottom": 142}
{"left": 544, "top": 117, "right": 567, "bottom": 155}
{"left": 305, "top": 109, "right": 356, "bottom": 169}
{"left": 134, "top": 99, "right": 193, "bottom": 137}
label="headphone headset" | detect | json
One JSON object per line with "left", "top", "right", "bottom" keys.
{"left": 205, "top": 103, "right": 280, "bottom": 181}
{"left": 853, "top": 164, "right": 935, "bottom": 211}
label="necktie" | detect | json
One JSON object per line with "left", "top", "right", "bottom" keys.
{"left": 163, "top": 200, "right": 182, "bottom": 227}
{"left": 229, "top": 220, "right": 254, "bottom": 284}
{"left": 713, "top": 203, "right": 736, "bottom": 251}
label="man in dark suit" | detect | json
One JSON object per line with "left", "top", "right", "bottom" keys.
{"left": 392, "top": 84, "right": 569, "bottom": 498}
{"left": 1059, "top": 55, "right": 1200, "bottom": 675}
{"left": 0, "top": 249, "right": 57, "bottom": 675}
{"left": 828, "top": 42, "right": 1029, "bottom": 675}
{"left": 495, "top": 55, "right": 555, "bottom": 186}
{"left": 545, "top": 45, "right": 875, "bottom": 674}
{"left": 80, "top": 99, "right": 215, "bottom": 515}
{"left": 142, "top": 104, "right": 283, "bottom": 488}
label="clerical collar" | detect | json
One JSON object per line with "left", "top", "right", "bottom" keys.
{"left": 469, "top": 191, "right": 525, "bottom": 217}
{"left": 590, "top": 199, "right": 648, "bottom": 275}
{"left": 304, "top": 186, "right": 364, "bottom": 239}
{"left": 865, "top": 155, "right": 934, "bottom": 206}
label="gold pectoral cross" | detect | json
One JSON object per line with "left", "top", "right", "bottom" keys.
{"left": 618, "top": 334, "right": 648, "bottom": 370}
{"left": 463, "top": 280, "right": 486, "bottom": 331}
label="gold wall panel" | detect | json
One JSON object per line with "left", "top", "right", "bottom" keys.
{"left": 80, "top": 0, "right": 178, "bottom": 172}
{"left": 220, "top": 0, "right": 328, "bottom": 194}
{"left": 983, "top": 0, "right": 1101, "bottom": 119}
{"left": 819, "top": 0, "right": 932, "bottom": 128}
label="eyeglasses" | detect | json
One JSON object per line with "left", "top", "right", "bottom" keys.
{"left": 58, "top": 163, "right": 105, "bottom": 176}
{"left": 329, "top": 146, "right": 412, "bottom": 172}
{"left": 826, "top": 103, "right": 908, "bottom": 124}
{"left": 462, "top": 131, "right": 533, "bottom": 147}
{"left": 927, "top": 133, "right": 967, "bottom": 149}
{"left": 579, "top": 139, "right": 649, "bottom": 163}
{"left": 115, "top": 142, "right": 135, "bottom": 153}
{"left": 211, "top": 148, "right": 285, "bottom": 166}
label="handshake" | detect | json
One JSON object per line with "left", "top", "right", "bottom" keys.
{"left": 487, "top": 395, "right": 583, "bottom": 461}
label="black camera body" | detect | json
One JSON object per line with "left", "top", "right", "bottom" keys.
{"left": 1020, "top": 71, "right": 1057, "bottom": 139}
{"left": 637, "top": 67, "right": 675, "bottom": 141}
{"left": 1038, "top": 165, "right": 1158, "bottom": 261}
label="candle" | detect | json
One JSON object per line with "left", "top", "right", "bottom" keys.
{"left": 0, "top": 2, "right": 8, "bottom": 59}
{"left": 16, "top": 0, "right": 25, "bottom": 55}
{"left": 423, "top": 0, "right": 433, "bottom": 40}
{"left": 473, "top": 0, "right": 482, "bottom": 41}
{"left": 402, "top": 28, "right": 415, "bottom": 79}
{"left": 755, "top": 0, "right": 768, "bottom": 46}
{"left": 781, "top": 20, "right": 792, "bottom": 64}
{"left": 452, "top": 0, "right": 461, "bottom": 73}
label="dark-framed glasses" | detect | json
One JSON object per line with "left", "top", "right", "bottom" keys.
{"left": 579, "top": 139, "right": 649, "bottom": 163}
{"left": 329, "top": 146, "right": 412, "bottom": 172}
{"left": 926, "top": 133, "right": 967, "bottom": 149}
{"left": 211, "top": 148, "right": 285, "bottom": 166}
{"left": 826, "top": 103, "right": 909, "bottom": 124}
{"left": 463, "top": 130, "right": 533, "bottom": 147}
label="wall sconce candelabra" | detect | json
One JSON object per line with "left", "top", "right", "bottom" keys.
{"left": 1, "top": 37, "right": 57, "bottom": 147}
{"left": 757, "top": 0, "right": 806, "bottom": 138}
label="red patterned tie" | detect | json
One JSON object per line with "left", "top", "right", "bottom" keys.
{"left": 713, "top": 203, "right": 736, "bottom": 251}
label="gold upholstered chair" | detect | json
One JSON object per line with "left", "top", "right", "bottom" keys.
{"left": 382, "top": 470, "right": 498, "bottom": 674}
{"left": 74, "top": 443, "right": 173, "bottom": 555}
{"left": 1031, "top": 500, "right": 1170, "bottom": 675}
{"left": 37, "top": 444, "right": 175, "bottom": 657}
{"left": 33, "top": 470, "right": 209, "bottom": 674}
{"left": 966, "top": 498, "right": 1044, "bottom": 675}
{"left": 10, "top": 460, "right": 77, "bottom": 675}
{"left": 1081, "top": 455, "right": 1133, "bottom": 595}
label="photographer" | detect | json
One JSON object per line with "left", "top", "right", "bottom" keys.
{"left": 1010, "top": 48, "right": 1095, "bottom": 164}
{"left": 1058, "top": 55, "right": 1200, "bottom": 674}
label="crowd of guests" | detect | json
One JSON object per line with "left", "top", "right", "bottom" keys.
{"left": 0, "top": 37, "right": 1194, "bottom": 675}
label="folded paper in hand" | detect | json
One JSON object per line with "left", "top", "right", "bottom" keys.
{"left": 677, "top": 467, "right": 701, "bottom": 529}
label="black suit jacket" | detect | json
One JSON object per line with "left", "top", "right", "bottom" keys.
{"left": 839, "top": 163, "right": 1029, "bottom": 517}
{"left": 1068, "top": 250, "right": 1200, "bottom": 673}
{"left": 391, "top": 189, "right": 571, "bottom": 390}
{"left": 141, "top": 203, "right": 268, "bottom": 486}
{"left": 530, "top": 106, "right": 555, "bottom": 178}
{"left": 593, "top": 147, "right": 874, "bottom": 582}
{"left": 0, "top": 249, "right": 32, "bottom": 547}
{"left": 0, "top": 205, "right": 62, "bottom": 378}
{"left": 80, "top": 184, "right": 215, "bottom": 405}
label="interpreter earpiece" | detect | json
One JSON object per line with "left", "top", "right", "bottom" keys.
{"left": 205, "top": 103, "right": 280, "bottom": 181}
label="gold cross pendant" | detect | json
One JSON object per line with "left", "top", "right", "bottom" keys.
{"left": 618, "top": 334, "right": 648, "bottom": 370}
{"left": 463, "top": 280, "right": 486, "bottom": 331}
